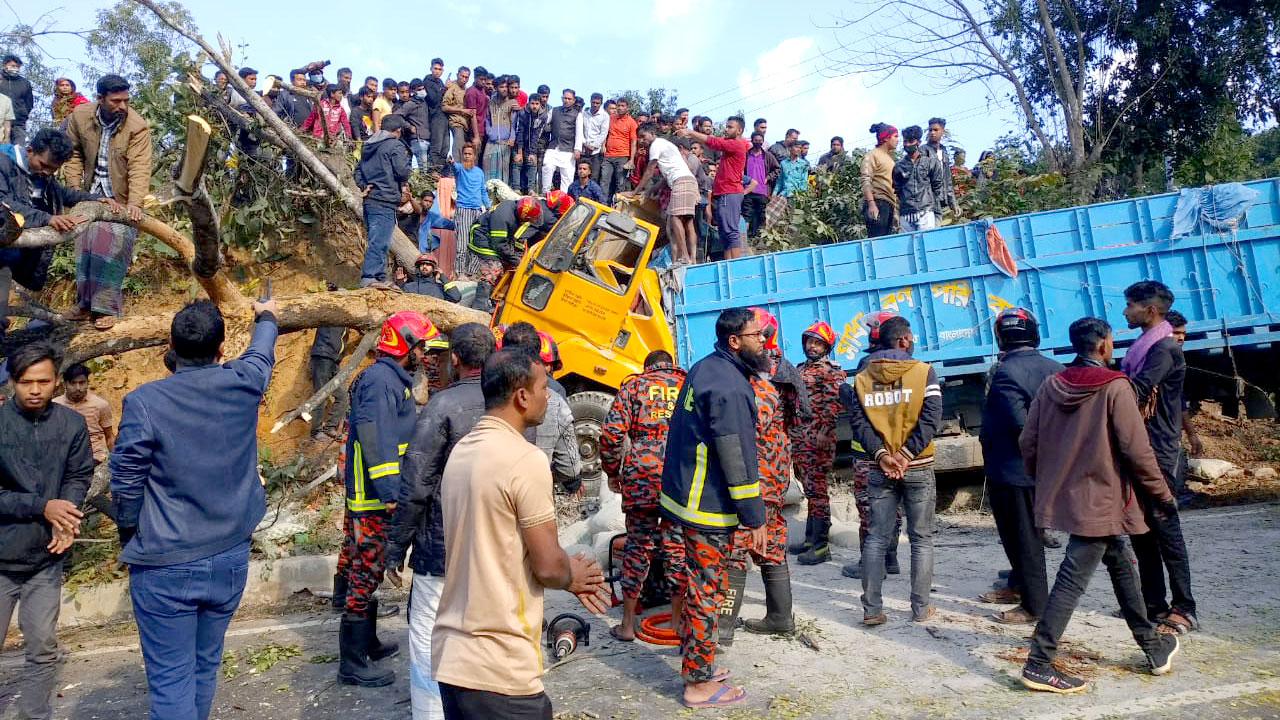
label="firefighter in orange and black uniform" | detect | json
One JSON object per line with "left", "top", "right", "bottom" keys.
{"left": 600, "top": 350, "right": 687, "bottom": 642}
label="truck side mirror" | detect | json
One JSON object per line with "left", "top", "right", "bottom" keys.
{"left": 601, "top": 212, "right": 637, "bottom": 236}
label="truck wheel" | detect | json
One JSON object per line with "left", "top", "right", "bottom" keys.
{"left": 569, "top": 391, "right": 615, "bottom": 483}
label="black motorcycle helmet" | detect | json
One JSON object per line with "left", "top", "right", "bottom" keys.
{"left": 994, "top": 307, "right": 1040, "bottom": 351}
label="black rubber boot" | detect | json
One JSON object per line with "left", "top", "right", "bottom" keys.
{"left": 796, "top": 518, "right": 830, "bottom": 566}
{"left": 718, "top": 566, "right": 748, "bottom": 647}
{"left": 886, "top": 517, "right": 902, "bottom": 575}
{"left": 788, "top": 515, "right": 815, "bottom": 555}
{"left": 366, "top": 599, "right": 399, "bottom": 661}
{"left": 743, "top": 563, "right": 795, "bottom": 635}
{"left": 331, "top": 573, "right": 347, "bottom": 611}
{"left": 338, "top": 611, "right": 395, "bottom": 687}
{"left": 841, "top": 529, "right": 867, "bottom": 579}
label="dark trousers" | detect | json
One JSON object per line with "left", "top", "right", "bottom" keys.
{"left": 1028, "top": 535, "right": 1160, "bottom": 668}
{"left": 1131, "top": 492, "right": 1196, "bottom": 617}
{"left": 309, "top": 356, "right": 348, "bottom": 436}
{"left": 863, "top": 199, "right": 895, "bottom": 238}
{"left": 0, "top": 563, "right": 62, "bottom": 720}
{"left": 988, "top": 481, "right": 1048, "bottom": 617}
{"left": 440, "top": 683, "right": 552, "bottom": 720}
{"left": 712, "top": 193, "right": 744, "bottom": 250}
{"left": 600, "top": 155, "right": 630, "bottom": 202}
{"left": 130, "top": 541, "right": 250, "bottom": 720}
{"left": 428, "top": 112, "right": 449, "bottom": 170}
{"left": 583, "top": 151, "right": 603, "bottom": 180}
{"left": 742, "top": 192, "right": 767, "bottom": 239}
{"left": 516, "top": 153, "right": 542, "bottom": 194}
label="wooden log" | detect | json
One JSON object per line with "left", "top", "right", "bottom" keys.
{"left": 270, "top": 327, "right": 378, "bottom": 434}
{"left": 62, "top": 287, "right": 487, "bottom": 364}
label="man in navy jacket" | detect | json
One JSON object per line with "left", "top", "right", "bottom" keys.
{"left": 110, "top": 296, "right": 277, "bottom": 720}
{"left": 978, "top": 308, "right": 1063, "bottom": 624}
{"left": 660, "top": 307, "right": 767, "bottom": 709}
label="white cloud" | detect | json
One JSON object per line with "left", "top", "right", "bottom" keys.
{"left": 485, "top": 21, "right": 511, "bottom": 35}
{"left": 734, "top": 37, "right": 816, "bottom": 111}
{"left": 654, "top": 0, "right": 703, "bottom": 23}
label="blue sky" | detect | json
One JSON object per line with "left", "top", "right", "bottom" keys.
{"left": 29, "top": 0, "right": 1023, "bottom": 159}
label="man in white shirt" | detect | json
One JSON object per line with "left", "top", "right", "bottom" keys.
{"left": 574, "top": 93, "right": 610, "bottom": 183}
{"left": 625, "top": 123, "right": 699, "bottom": 265}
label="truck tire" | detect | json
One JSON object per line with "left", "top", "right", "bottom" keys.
{"left": 569, "top": 391, "right": 615, "bottom": 483}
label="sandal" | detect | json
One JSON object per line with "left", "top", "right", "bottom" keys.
{"left": 711, "top": 666, "right": 732, "bottom": 683}
{"left": 62, "top": 306, "right": 92, "bottom": 322}
{"left": 608, "top": 625, "right": 635, "bottom": 643}
{"left": 682, "top": 683, "right": 746, "bottom": 708}
{"left": 93, "top": 315, "right": 117, "bottom": 330}
{"left": 1156, "top": 610, "right": 1197, "bottom": 635}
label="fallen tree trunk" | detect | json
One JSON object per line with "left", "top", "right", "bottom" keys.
{"left": 63, "top": 288, "right": 487, "bottom": 364}
{"left": 270, "top": 327, "right": 379, "bottom": 433}
{"left": 135, "top": 0, "right": 422, "bottom": 275}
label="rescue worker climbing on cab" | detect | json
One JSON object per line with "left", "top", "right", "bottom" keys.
{"left": 468, "top": 190, "right": 571, "bottom": 310}
{"left": 787, "top": 321, "right": 846, "bottom": 566}
{"left": 337, "top": 311, "right": 440, "bottom": 689}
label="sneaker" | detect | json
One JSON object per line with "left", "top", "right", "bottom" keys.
{"left": 862, "top": 613, "right": 887, "bottom": 627}
{"left": 1021, "top": 664, "right": 1087, "bottom": 694}
{"left": 841, "top": 560, "right": 863, "bottom": 579}
{"left": 1146, "top": 634, "right": 1179, "bottom": 676}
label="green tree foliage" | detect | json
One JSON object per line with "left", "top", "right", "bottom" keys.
{"left": 612, "top": 88, "right": 678, "bottom": 118}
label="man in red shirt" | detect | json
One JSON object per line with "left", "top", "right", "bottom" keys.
{"left": 601, "top": 97, "right": 638, "bottom": 203}
{"left": 678, "top": 116, "right": 750, "bottom": 259}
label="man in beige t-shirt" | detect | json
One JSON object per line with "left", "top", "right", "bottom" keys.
{"left": 432, "top": 349, "right": 608, "bottom": 720}
{"left": 53, "top": 363, "right": 114, "bottom": 463}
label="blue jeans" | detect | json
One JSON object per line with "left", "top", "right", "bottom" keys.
{"left": 411, "top": 139, "right": 431, "bottom": 170}
{"left": 861, "top": 465, "right": 935, "bottom": 618}
{"left": 361, "top": 202, "right": 397, "bottom": 283}
{"left": 713, "top": 193, "right": 744, "bottom": 250}
{"left": 130, "top": 541, "right": 250, "bottom": 720}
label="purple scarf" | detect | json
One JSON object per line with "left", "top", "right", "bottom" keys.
{"left": 1121, "top": 320, "right": 1172, "bottom": 376}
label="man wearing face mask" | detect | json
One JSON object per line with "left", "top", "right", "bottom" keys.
{"left": 394, "top": 80, "right": 433, "bottom": 170}
{"left": 0, "top": 55, "right": 34, "bottom": 146}
{"left": 846, "top": 316, "right": 943, "bottom": 626}
{"left": 61, "top": 74, "right": 152, "bottom": 332}
{"left": 892, "top": 125, "right": 946, "bottom": 233}
{"left": 336, "top": 311, "right": 443, "bottom": 688}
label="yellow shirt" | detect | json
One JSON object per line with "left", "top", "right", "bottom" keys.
{"left": 432, "top": 415, "right": 557, "bottom": 696}
{"left": 860, "top": 146, "right": 898, "bottom": 208}
{"left": 371, "top": 96, "right": 393, "bottom": 130}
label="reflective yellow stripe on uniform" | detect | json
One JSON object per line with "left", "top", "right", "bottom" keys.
{"left": 850, "top": 439, "right": 866, "bottom": 453}
{"left": 368, "top": 462, "right": 400, "bottom": 479}
{"left": 443, "top": 282, "right": 457, "bottom": 291}
{"left": 348, "top": 441, "right": 386, "bottom": 512}
{"left": 728, "top": 482, "right": 760, "bottom": 500}
{"left": 657, "top": 442, "right": 740, "bottom": 528}
{"left": 397, "top": 443, "right": 409, "bottom": 455}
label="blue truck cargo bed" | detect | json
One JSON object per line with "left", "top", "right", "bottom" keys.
{"left": 674, "top": 178, "right": 1280, "bottom": 379}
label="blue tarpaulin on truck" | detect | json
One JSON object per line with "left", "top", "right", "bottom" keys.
{"left": 1171, "top": 182, "right": 1259, "bottom": 238}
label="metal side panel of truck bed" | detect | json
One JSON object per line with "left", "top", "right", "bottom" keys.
{"left": 673, "top": 178, "right": 1280, "bottom": 380}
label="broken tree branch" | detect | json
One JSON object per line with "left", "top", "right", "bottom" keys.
{"left": 61, "top": 288, "right": 487, "bottom": 365}
{"left": 270, "top": 327, "right": 379, "bottom": 433}
{"left": 134, "top": 0, "right": 422, "bottom": 273}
